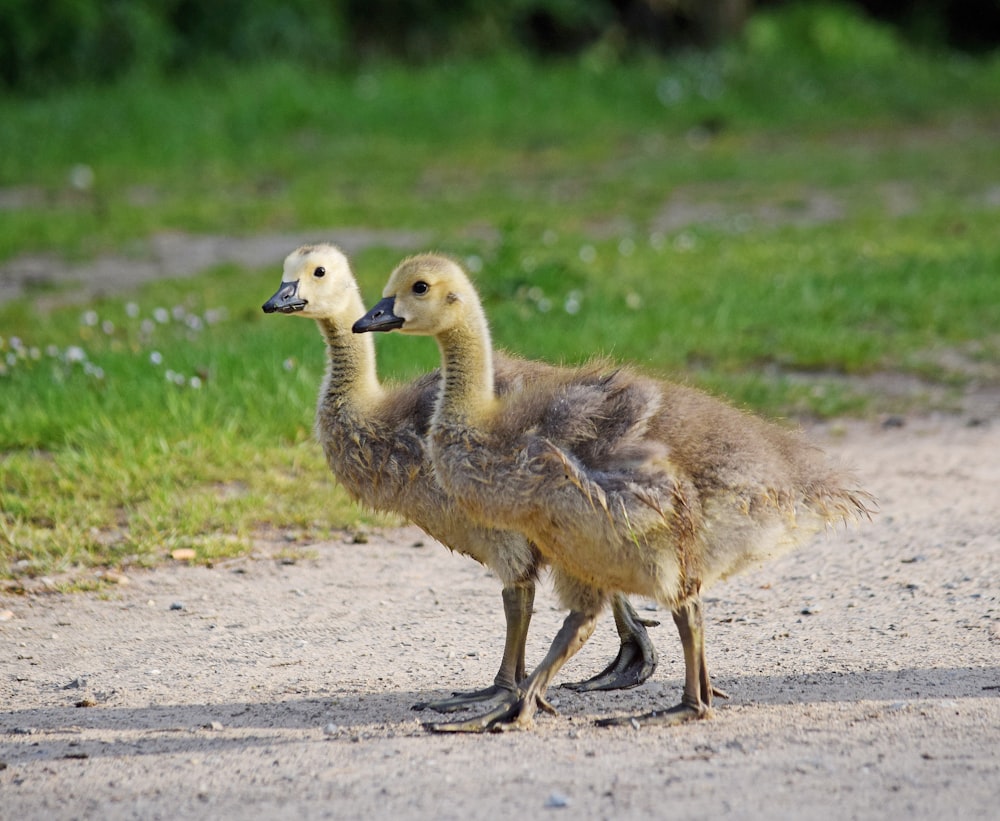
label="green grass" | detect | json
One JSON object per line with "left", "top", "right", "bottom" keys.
{"left": 2, "top": 5, "right": 1000, "bottom": 580}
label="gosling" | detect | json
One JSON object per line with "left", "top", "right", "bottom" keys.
{"left": 354, "top": 253, "right": 874, "bottom": 732}
{"left": 262, "top": 244, "right": 659, "bottom": 723}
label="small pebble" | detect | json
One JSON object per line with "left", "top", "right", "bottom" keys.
{"left": 0, "top": 610, "right": 14, "bottom": 621}
{"left": 171, "top": 548, "right": 196, "bottom": 561}
{"left": 323, "top": 723, "right": 340, "bottom": 735}
{"left": 204, "top": 721, "right": 224, "bottom": 731}
{"left": 170, "top": 602, "right": 184, "bottom": 611}
{"left": 545, "top": 792, "right": 570, "bottom": 809}
{"left": 63, "top": 677, "right": 87, "bottom": 690}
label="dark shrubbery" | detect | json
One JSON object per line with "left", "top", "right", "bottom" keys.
{"left": 1, "top": 1, "right": 997, "bottom": 92}
{"left": 0, "top": 0, "right": 346, "bottom": 91}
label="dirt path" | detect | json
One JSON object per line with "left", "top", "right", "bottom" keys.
{"left": 0, "top": 228, "right": 430, "bottom": 306}
{"left": 2, "top": 414, "right": 998, "bottom": 819}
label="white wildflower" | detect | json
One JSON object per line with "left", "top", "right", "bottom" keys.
{"left": 68, "top": 163, "right": 95, "bottom": 191}
{"left": 564, "top": 290, "right": 582, "bottom": 315}
{"left": 674, "top": 232, "right": 696, "bottom": 252}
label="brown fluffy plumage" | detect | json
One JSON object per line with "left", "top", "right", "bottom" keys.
{"left": 263, "top": 244, "right": 660, "bottom": 719}
{"left": 355, "top": 252, "right": 874, "bottom": 731}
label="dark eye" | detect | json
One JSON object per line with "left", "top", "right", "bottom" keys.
{"left": 314, "top": 266, "right": 326, "bottom": 278}
{"left": 412, "top": 280, "right": 429, "bottom": 295}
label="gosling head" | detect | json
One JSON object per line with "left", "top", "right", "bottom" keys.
{"left": 262, "top": 244, "right": 359, "bottom": 319}
{"left": 352, "top": 254, "right": 476, "bottom": 336}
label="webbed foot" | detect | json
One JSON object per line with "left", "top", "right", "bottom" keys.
{"left": 412, "top": 683, "right": 516, "bottom": 714}
{"left": 423, "top": 690, "right": 554, "bottom": 733}
{"left": 564, "top": 593, "right": 659, "bottom": 691}
{"left": 595, "top": 701, "right": 709, "bottom": 729}
{"left": 562, "top": 635, "right": 657, "bottom": 692}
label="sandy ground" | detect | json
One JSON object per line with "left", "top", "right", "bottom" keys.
{"left": 1, "top": 412, "right": 998, "bottom": 820}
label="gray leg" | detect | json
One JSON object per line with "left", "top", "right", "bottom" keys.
{"left": 426, "top": 608, "right": 598, "bottom": 733}
{"left": 596, "top": 594, "right": 723, "bottom": 728}
{"left": 562, "top": 592, "right": 659, "bottom": 691}
{"left": 413, "top": 582, "right": 534, "bottom": 713}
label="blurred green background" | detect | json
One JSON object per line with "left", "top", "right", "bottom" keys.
{"left": 1, "top": 1, "right": 999, "bottom": 582}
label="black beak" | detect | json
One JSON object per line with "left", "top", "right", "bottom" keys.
{"left": 262, "top": 281, "right": 307, "bottom": 314}
{"left": 353, "top": 296, "right": 404, "bottom": 333}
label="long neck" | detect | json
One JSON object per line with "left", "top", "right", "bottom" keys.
{"left": 434, "top": 306, "right": 496, "bottom": 426}
{"left": 316, "top": 315, "right": 381, "bottom": 410}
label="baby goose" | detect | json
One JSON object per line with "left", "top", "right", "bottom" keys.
{"left": 354, "top": 253, "right": 874, "bottom": 732}
{"left": 262, "top": 243, "right": 659, "bottom": 721}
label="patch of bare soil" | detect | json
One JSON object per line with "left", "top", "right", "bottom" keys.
{"left": 2, "top": 415, "right": 998, "bottom": 820}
